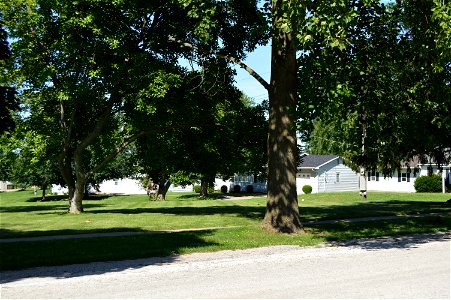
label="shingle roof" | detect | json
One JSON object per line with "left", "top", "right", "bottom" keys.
{"left": 299, "top": 154, "right": 339, "bottom": 168}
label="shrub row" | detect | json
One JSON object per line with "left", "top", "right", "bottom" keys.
{"left": 193, "top": 185, "right": 214, "bottom": 194}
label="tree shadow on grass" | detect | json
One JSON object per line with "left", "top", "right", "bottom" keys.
{"left": 0, "top": 227, "right": 148, "bottom": 239}
{"left": 0, "top": 229, "right": 220, "bottom": 281}
{"left": 174, "top": 193, "right": 266, "bottom": 200}
{"left": 0, "top": 203, "right": 106, "bottom": 214}
{"left": 82, "top": 200, "right": 450, "bottom": 223}
{"left": 307, "top": 216, "right": 451, "bottom": 250}
{"left": 25, "top": 194, "right": 117, "bottom": 203}
{"left": 87, "top": 205, "right": 266, "bottom": 220}
{"left": 300, "top": 200, "right": 451, "bottom": 222}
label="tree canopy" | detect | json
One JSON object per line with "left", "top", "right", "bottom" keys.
{"left": 299, "top": 0, "right": 451, "bottom": 174}
{"left": 1, "top": 0, "right": 268, "bottom": 213}
{"left": 2, "top": 0, "right": 449, "bottom": 234}
{"left": 0, "top": 22, "right": 19, "bottom": 135}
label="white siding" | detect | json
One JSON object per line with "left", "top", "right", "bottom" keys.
{"left": 366, "top": 166, "right": 447, "bottom": 193}
{"left": 0, "top": 181, "right": 16, "bottom": 191}
{"left": 296, "top": 173, "right": 318, "bottom": 195}
{"left": 296, "top": 158, "right": 359, "bottom": 194}
{"left": 52, "top": 179, "right": 147, "bottom": 195}
{"left": 168, "top": 184, "right": 194, "bottom": 192}
{"left": 317, "top": 160, "right": 359, "bottom": 193}
{"left": 367, "top": 176, "right": 414, "bottom": 192}
{"left": 97, "top": 178, "right": 146, "bottom": 194}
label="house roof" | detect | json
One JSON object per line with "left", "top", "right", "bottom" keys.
{"left": 299, "top": 154, "right": 339, "bottom": 169}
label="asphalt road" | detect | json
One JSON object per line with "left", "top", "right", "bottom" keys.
{"left": 1, "top": 232, "right": 450, "bottom": 299}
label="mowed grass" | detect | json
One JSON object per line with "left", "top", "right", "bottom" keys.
{"left": 0, "top": 190, "right": 450, "bottom": 270}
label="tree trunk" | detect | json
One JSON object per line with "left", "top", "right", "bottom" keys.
{"left": 156, "top": 174, "right": 171, "bottom": 200}
{"left": 200, "top": 179, "right": 209, "bottom": 198}
{"left": 68, "top": 185, "right": 75, "bottom": 203}
{"left": 41, "top": 184, "right": 46, "bottom": 201}
{"left": 69, "top": 179, "right": 85, "bottom": 213}
{"left": 68, "top": 152, "right": 87, "bottom": 213}
{"left": 262, "top": 1, "right": 303, "bottom": 233}
{"left": 58, "top": 150, "right": 76, "bottom": 207}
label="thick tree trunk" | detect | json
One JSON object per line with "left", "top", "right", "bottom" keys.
{"left": 156, "top": 175, "right": 171, "bottom": 200}
{"left": 68, "top": 185, "right": 75, "bottom": 202}
{"left": 69, "top": 179, "right": 85, "bottom": 213}
{"left": 69, "top": 152, "right": 87, "bottom": 213}
{"left": 262, "top": 3, "right": 303, "bottom": 233}
{"left": 200, "top": 179, "right": 209, "bottom": 198}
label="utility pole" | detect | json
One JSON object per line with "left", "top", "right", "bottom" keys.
{"left": 359, "top": 83, "right": 368, "bottom": 200}
{"left": 359, "top": 124, "right": 367, "bottom": 200}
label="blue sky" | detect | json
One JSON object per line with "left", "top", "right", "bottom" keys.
{"left": 233, "top": 44, "right": 270, "bottom": 104}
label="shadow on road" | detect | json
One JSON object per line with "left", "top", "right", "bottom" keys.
{"left": 0, "top": 254, "right": 183, "bottom": 285}
{"left": 325, "top": 232, "right": 450, "bottom": 250}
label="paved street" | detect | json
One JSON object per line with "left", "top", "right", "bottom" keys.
{"left": 1, "top": 232, "right": 450, "bottom": 299}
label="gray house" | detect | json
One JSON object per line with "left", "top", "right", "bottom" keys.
{"left": 296, "top": 154, "right": 359, "bottom": 194}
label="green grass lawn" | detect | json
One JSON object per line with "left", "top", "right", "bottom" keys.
{"left": 1, "top": 190, "right": 450, "bottom": 270}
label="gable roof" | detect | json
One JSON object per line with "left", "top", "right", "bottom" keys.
{"left": 299, "top": 154, "right": 339, "bottom": 169}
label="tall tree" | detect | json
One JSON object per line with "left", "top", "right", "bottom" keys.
{"left": 132, "top": 62, "right": 267, "bottom": 200}
{"left": 171, "top": 0, "right": 357, "bottom": 232}
{"left": 299, "top": 1, "right": 450, "bottom": 174}
{"left": 0, "top": 22, "right": 19, "bottom": 135}
{"left": 1, "top": 0, "right": 194, "bottom": 213}
{"left": 262, "top": 0, "right": 302, "bottom": 232}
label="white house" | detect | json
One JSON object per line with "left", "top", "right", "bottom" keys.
{"left": 296, "top": 154, "right": 360, "bottom": 194}
{"left": 51, "top": 178, "right": 232, "bottom": 195}
{"left": 49, "top": 155, "right": 450, "bottom": 195}
{"left": 367, "top": 162, "right": 451, "bottom": 193}
{"left": 228, "top": 175, "right": 267, "bottom": 193}
{"left": 0, "top": 181, "right": 16, "bottom": 191}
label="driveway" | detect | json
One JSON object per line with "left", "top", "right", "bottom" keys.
{"left": 1, "top": 232, "right": 450, "bottom": 299}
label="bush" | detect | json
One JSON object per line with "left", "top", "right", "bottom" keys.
{"left": 414, "top": 174, "right": 442, "bottom": 193}
{"left": 246, "top": 185, "right": 254, "bottom": 193}
{"left": 302, "top": 185, "right": 313, "bottom": 194}
{"left": 220, "top": 185, "right": 228, "bottom": 193}
{"left": 233, "top": 185, "right": 241, "bottom": 193}
{"left": 194, "top": 185, "right": 214, "bottom": 194}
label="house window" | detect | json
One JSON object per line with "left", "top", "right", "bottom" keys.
{"left": 398, "top": 172, "right": 410, "bottom": 182}
{"left": 336, "top": 173, "right": 340, "bottom": 183}
{"left": 114, "top": 181, "right": 119, "bottom": 186}
{"left": 368, "top": 171, "right": 379, "bottom": 181}
{"left": 6, "top": 184, "right": 15, "bottom": 190}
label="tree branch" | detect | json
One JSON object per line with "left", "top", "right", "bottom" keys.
{"left": 75, "top": 91, "right": 121, "bottom": 156}
{"left": 87, "top": 121, "right": 221, "bottom": 178}
{"left": 168, "top": 36, "right": 270, "bottom": 90}
{"left": 88, "top": 131, "right": 147, "bottom": 177}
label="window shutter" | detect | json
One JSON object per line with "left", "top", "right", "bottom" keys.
{"left": 407, "top": 173, "right": 410, "bottom": 182}
{"left": 368, "top": 172, "right": 371, "bottom": 181}
{"left": 376, "top": 172, "right": 379, "bottom": 181}
{"left": 398, "top": 172, "right": 401, "bottom": 182}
